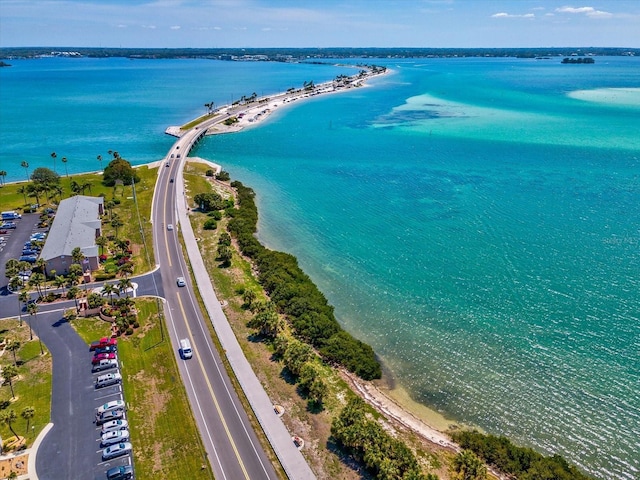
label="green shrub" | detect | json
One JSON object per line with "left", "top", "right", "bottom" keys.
{"left": 205, "top": 169, "right": 215, "bottom": 177}
{"left": 207, "top": 210, "right": 223, "bottom": 220}
{"left": 203, "top": 218, "right": 217, "bottom": 230}
{"left": 94, "top": 271, "right": 117, "bottom": 281}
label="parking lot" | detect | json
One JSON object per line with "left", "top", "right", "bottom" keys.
{"left": 0, "top": 212, "right": 44, "bottom": 291}
{"left": 32, "top": 309, "right": 134, "bottom": 480}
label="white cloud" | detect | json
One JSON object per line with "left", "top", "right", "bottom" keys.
{"left": 556, "top": 6, "right": 613, "bottom": 18}
{"left": 169, "top": 25, "right": 181, "bottom": 30}
{"left": 491, "top": 12, "right": 535, "bottom": 19}
{"left": 142, "top": 25, "right": 156, "bottom": 29}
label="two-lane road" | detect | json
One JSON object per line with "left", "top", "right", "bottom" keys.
{"left": 152, "top": 148, "right": 279, "bottom": 480}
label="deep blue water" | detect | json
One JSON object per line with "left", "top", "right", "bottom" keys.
{"left": 1, "top": 56, "right": 639, "bottom": 479}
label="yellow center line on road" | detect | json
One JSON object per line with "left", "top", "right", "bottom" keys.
{"left": 175, "top": 292, "right": 250, "bottom": 480}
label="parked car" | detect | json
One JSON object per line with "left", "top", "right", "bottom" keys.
{"left": 102, "top": 442, "right": 132, "bottom": 460}
{"left": 1, "top": 222, "right": 16, "bottom": 229}
{"left": 95, "top": 372, "right": 122, "bottom": 389}
{"left": 96, "top": 409, "right": 125, "bottom": 425}
{"left": 92, "top": 352, "right": 117, "bottom": 364}
{"left": 22, "top": 249, "right": 38, "bottom": 256}
{"left": 90, "top": 337, "right": 118, "bottom": 351}
{"left": 19, "top": 255, "right": 37, "bottom": 263}
{"left": 101, "top": 429, "right": 130, "bottom": 447}
{"left": 97, "top": 399, "right": 126, "bottom": 415}
{"left": 106, "top": 464, "right": 134, "bottom": 480}
{"left": 94, "top": 345, "right": 117, "bottom": 355}
{"left": 101, "top": 419, "right": 129, "bottom": 434}
{"left": 176, "top": 277, "right": 186, "bottom": 287}
{"left": 92, "top": 358, "right": 118, "bottom": 372}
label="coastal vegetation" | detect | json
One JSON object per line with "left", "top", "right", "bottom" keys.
{"left": 332, "top": 396, "right": 435, "bottom": 480}
{"left": 451, "top": 430, "right": 593, "bottom": 480}
{"left": 227, "top": 181, "right": 381, "bottom": 380}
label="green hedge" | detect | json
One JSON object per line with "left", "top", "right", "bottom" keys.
{"left": 228, "top": 181, "right": 381, "bottom": 380}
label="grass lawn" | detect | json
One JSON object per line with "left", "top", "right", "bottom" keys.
{"left": 71, "top": 300, "right": 212, "bottom": 480}
{"left": 1, "top": 164, "right": 158, "bottom": 275}
{"left": 0, "top": 319, "right": 52, "bottom": 450}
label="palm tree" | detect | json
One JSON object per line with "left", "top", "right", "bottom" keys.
{"left": 54, "top": 275, "right": 67, "bottom": 296}
{"left": 71, "top": 246, "right": 85, "bottom": 265}
{"left": 66, "top": 286, "right": 80, "bottom": 310}
{"left": 97, "top": 154, "right": 103, "bottom": 171}
{"left": 105, "top": 200, "right": 116, "bottom": 220}
{"left": 118, "top": 278, "right": 133, "bottom": 298}
{"left": 111, "top": 216, "right": 124, "bottom": 239}
{"left": 35, "top": 257, "right": 47, "bottom": 278}
{"left": 50, "top": 152, "right": 57, "bottom": 172}
{"left": 26, "top": 302, "right": 44, "bottom": 355}
{"left": 17, "top": 185, "right": 28, "bottom": 204}
{"left": 102, "top": 283, "right": 118, "bottom": 306}
{"left": 0, "top": 169, "right": 6, "bottom": 186}
{"left": 1, "top": 410, "right": 20, "bottom": 442}
{"left": 61, "top": 156, "right": 69, "bottom": 178}
{"left": 7, "top": 340, "right": 21, "bottom": 366}
{"left": 95, "top": 236, "right": 108, "bottom": 256}
{"left": 118, "top": 262, "right": 134, "bottom": 278}
{"left": 21, "top": 160, "right": 29, "bottom": 181}
{"left": 81, "top": 181, "right": 92, "bottom": 194}
{"left": 21, "top": 406, "right": 35, "bottom": 435}
{"left": 18, "top": 291, "right": 29, "bottom": 327}
{"left": 2, "top": 366, "right": 19, "bottom": 400}
{"left": 26, "top": 182, "right": 42, "bottom": 205}
{"left": 28, "top": 272, "right": 45, "bottom": 299}
{"left": 27, "top": 302, "right": 38, "bottom": 340}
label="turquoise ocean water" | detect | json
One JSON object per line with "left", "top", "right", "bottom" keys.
{"left": 1, "top": 56, "right": 639, "bottom": 479}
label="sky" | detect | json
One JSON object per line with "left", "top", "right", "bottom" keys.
{"left": 1, "top": 0, "right": 638, "bottom": 48}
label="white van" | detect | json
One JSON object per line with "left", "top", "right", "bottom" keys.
{"left": 180, "top": 338, "right": 193, "bottom": 359}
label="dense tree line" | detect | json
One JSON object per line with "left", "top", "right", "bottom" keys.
{"left": 332, "top": 396, "right": 435, "bottom": 480}
{"left": 2, "top": 47, "right": 638, "bottom": 60}
{"left": 227, "top": 181, "right": 381, "bottom": 380}
{"left": 450, "top": 430, "right": 593, "bottom": 480}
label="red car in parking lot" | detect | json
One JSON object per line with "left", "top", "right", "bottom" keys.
{"left": 89, "top": 337, "right": 118, "bottom": 351}
{"left": 92, "top": 352, "right": 117, "bottom": 364}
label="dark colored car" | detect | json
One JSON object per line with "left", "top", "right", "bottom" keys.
{"left": 19, "top": 255, "right": 37, "bottom": 263}
{"left": 106, "top": 464, "right": 133, "bottom": 480}
{"left": 170, "top": 178, "right": 174, "bottom": 183}
{"left": 22, "top": 249, "right": 38, "bottom": 256}
{"left": 94, "top": 345, "right": 117, "bottom": 355}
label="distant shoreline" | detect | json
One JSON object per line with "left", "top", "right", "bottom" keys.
{"left": 2, "top": 46, "right": 638, "bottom": 61}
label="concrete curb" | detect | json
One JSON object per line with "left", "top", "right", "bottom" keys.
{"left": 28, "top": 422, "right": 53, "bottom": 480}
